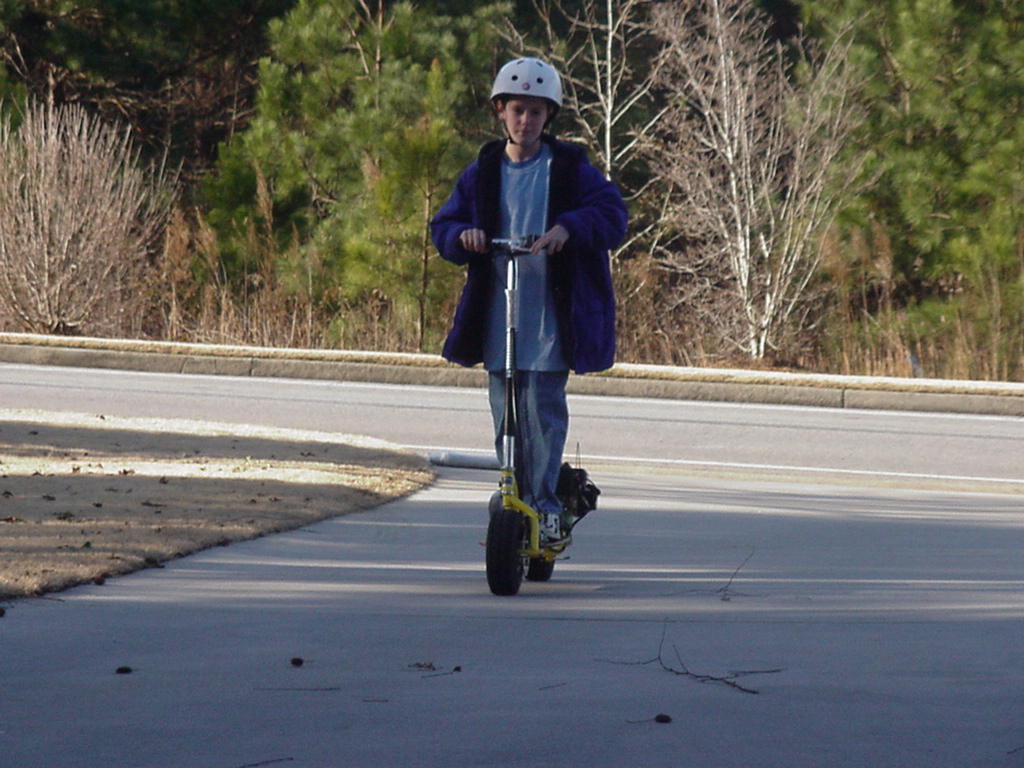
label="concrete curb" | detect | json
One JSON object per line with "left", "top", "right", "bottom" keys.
{"left": 2, "top": 332, "right": 1023, "bottom": 416}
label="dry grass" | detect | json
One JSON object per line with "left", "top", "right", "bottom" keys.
{"left": 0, "top": 410, "right": 434, "bottom": 600}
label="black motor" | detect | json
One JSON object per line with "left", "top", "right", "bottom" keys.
{"left": 556, "top": 462, "right": 600, "bottom": 520}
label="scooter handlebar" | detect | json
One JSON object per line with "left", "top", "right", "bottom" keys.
{"left": 490, "top": 236, "right": 537, "bottom": 255}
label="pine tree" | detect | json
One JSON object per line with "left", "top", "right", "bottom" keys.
{"left": 0, "top": 0, "right": 297, "bottom": 172}
{"left": 203, "top": 0, "right": 509, "bottom": 351}
{"left": 802, "top": 0, "right": 1024, "bottom": 378}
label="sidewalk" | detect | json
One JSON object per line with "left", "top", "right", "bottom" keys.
{"left": 2, "top": 467, "right": 1022, "bottom": 768}
{"left": 2, "top": 336, "right": 1022, "bottom": 767}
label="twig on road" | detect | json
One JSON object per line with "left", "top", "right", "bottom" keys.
{"left": 233, "top": 758, "right": 295, "bottom": 768}
{"left": 599, "top": 623, "right": 783, "bottom": 695}
{"left": 716, "top": 547, "right": 756, "bottom": 601}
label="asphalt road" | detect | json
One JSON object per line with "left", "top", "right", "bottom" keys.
{"left": 2, "top": 363, "right": 1023, "bottom": 767}
{"left": 2, "top": 362, "right": 1023, "bottom": 488}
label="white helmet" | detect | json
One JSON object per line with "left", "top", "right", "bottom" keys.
{"left": 490, "top": 57, "right": 562, "bottom": 111}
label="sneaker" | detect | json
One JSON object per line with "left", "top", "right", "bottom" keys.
{"left": 541, "top": 512, "right": 562, "bottom": 541}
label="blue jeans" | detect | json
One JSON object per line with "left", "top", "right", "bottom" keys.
{"left": 488, "top": 370, "right": 569, "bottom": 516}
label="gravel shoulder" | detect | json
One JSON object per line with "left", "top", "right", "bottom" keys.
{"left": 0, "top": 409, "right": 434, "bottom": 599}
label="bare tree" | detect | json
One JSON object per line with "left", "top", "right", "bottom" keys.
{"left": 0, "top": 100, "right": 174, "bottom": 335}
{"left": 506, "top": 0, "right": 675, "bottom": 360}
{"left": 648, "top": 0, "right": 862, "bottom": 358}
{"left": 507, "top": 1, "right": 661, "bottom": 187}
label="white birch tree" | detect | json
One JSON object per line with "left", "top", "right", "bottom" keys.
{"left": 649, "top": 0, "right": 862, "bottom": 357}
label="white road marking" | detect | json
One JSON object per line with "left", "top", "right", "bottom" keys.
{"left": 405, "top": 443, "right": 1024, "bottom": 486}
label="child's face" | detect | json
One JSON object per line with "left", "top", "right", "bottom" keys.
{"left": 497, "top": 96, "right": 553, "bottom": 151}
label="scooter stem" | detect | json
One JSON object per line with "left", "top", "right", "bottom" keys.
{"left": 501, "top": 251, "right": 518, "bottom": 476}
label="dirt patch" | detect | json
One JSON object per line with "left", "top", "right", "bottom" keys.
{"left": 0, "top": 409, "right": 434, "bottom": 600}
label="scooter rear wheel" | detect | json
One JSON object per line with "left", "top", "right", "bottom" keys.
{"left": 526, "top": 557, "right": 555, "bottom": 581}
{"left": 486, "top": 508, "right": 525, "bottom": 595}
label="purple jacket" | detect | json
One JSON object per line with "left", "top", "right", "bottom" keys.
{"left": 431, "top": 135, "right": 628, "bottom": 374}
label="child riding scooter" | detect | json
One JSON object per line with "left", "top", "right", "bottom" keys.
{"left": 430, "top": 57, "right": 628, "bottom": 594}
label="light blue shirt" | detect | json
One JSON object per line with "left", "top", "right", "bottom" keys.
{"left": 484, "top": 144, "right": 568, "bottom": 372}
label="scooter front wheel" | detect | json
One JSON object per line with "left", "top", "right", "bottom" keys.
{"left": 486, "top": 508, "right": 525, "bottom": 595}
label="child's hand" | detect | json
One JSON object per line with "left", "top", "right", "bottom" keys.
{"left": 532, "top": 224, "right": 569, "bottom": 254}
{"left": 459, "top": 228, "right": 488, "bottom": 253}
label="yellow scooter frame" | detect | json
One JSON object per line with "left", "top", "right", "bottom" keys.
{"left": 484, "top": 237, "right": 570, "bottom": 594}
{"left": 498, "top": 467, "right": 569, "bottom": 561}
